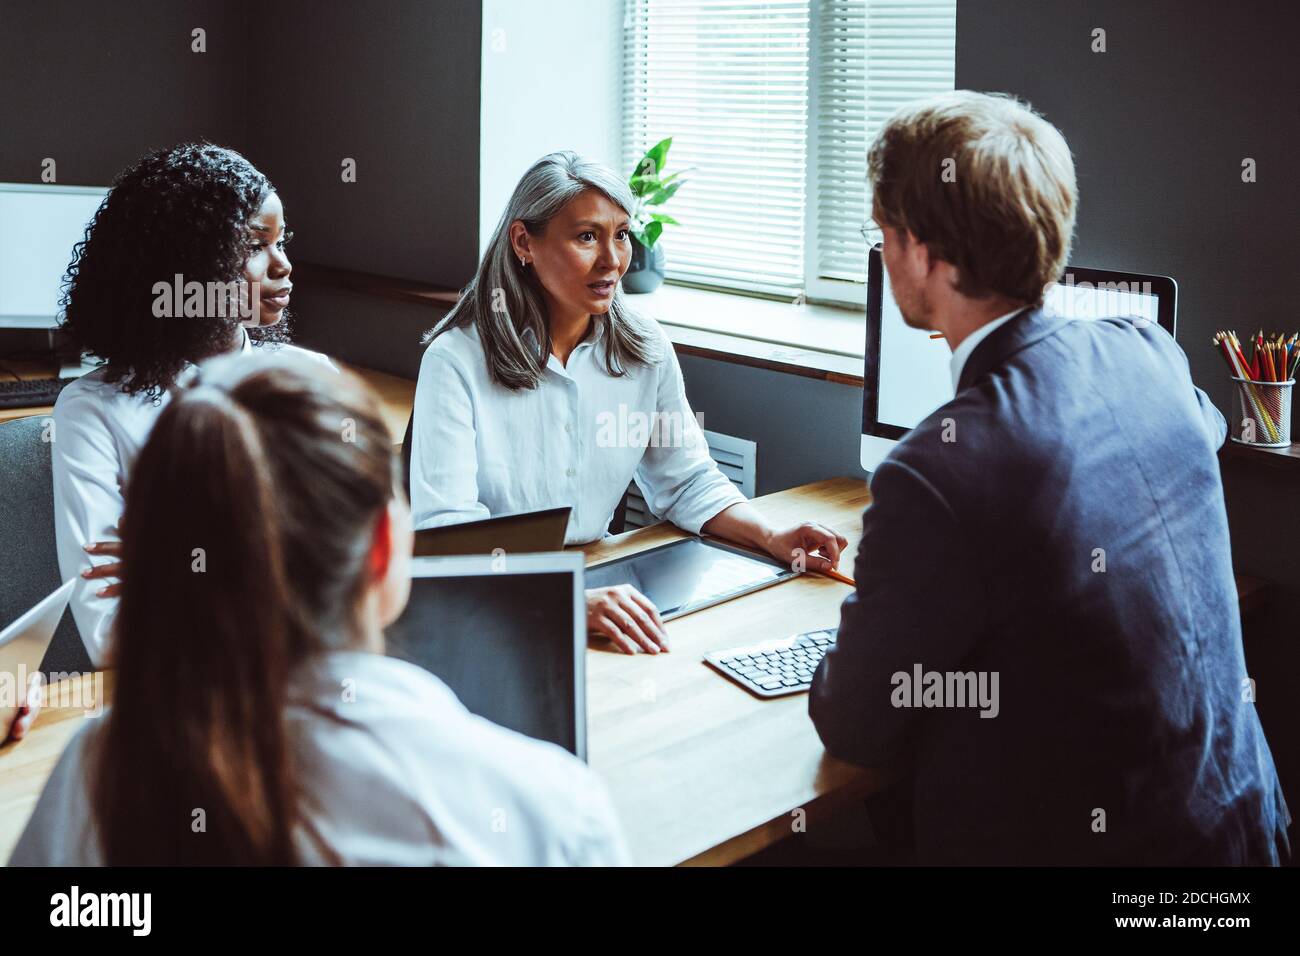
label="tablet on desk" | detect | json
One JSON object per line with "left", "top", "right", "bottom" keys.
{"left": 585, "top": 537, "right": 797, "bottom": 621}
{"left": 0, "top": 579, "right": 75, "bottom": 733}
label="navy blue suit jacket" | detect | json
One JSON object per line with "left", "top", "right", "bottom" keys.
{"left": 811, "top": 307, "right": 1291, "bottom": 865}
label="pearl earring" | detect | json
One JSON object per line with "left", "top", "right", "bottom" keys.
{"left": 519, "top": 256, "right": 527, "bottom": 268}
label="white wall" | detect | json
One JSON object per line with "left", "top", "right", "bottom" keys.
{"left": 479, "top": 0, "right": 624, "bottom": 253}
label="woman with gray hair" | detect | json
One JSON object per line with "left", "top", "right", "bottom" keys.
{"left": 410, "top": 151, "right": 846, "bottom": 655}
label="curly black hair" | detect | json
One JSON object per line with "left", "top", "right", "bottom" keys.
{"left": 59, "top": 142, "right": 292, "bottom": 398}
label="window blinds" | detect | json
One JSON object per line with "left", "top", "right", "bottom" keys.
{"left": 812, "top": 0, "right": 956, "bottom": 285}
{"left": 623, "top": 0, "right": 956, "bottom": 298}
{"left": 623, "top": 0, "right": 811, "bottom": 296}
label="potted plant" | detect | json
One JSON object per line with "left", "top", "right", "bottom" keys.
{"left": 624, "top": 137, "right": 686, "bottom": 294}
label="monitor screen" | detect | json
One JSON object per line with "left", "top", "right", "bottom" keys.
{"left": 0, "top": 184, "right": 109, "bottom": 329}
{"left": 384, "top": 555, "right": 586, "bottom": 758}
{"left": 865, "top": 248, "right": 1176, "bottom": 441}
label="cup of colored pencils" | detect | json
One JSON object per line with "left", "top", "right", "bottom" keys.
{"left": 1212, "top": 330, "right": 1296, "bottom": 447}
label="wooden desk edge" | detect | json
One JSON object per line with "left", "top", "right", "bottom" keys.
{"left": 678, "top": 768, "right": 889, "bottom": 867}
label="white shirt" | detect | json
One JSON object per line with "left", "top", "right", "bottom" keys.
{"left": 51, "top": 332, "right": 333, "bottom": 666}
{"left": 410, "top": 320, "right": 745, "bottom": 543}
{"left": 948, "top": 308, "right": 1025, "bottom": 392}
{"left": 8, "top": 651, "right": 630, "bottom": 866}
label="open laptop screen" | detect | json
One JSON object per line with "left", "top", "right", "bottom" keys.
{"left": 384, "top": 553, "right": 586, "bottom": 758}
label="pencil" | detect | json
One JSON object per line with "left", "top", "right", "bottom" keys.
{"left": 818, "top": 568, "right": 857, "bottom": 588}
{"left": 1217, "top": 333, "right": 1279, "bottom": 442}
{"left": 1230, "top": 332, "right": 1255, "bottom": 380}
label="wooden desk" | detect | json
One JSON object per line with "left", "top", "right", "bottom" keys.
{"left": 582, "top": 477, "right": 886, "bottom": 865}
{"left": 0, "top": 673, "right": 111, "bottom": 859}
{"left": 1220, "top": 439, "right": 1300, "bottom": 474}
{"left": 0, "top": 473, "right": 1270, "bottom": 866}
{"left": 0, "top": 478, "right": 881, "bottom": 866}
{"left": 338, "top": 364, "right": 414, "bottom": 446}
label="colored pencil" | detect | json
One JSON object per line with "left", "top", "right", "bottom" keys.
{"left": 818, "top": 568, "right": 857, "bottom": 588}
{"left": 1214, "top": 332, "right": 1279, "bottom": 442}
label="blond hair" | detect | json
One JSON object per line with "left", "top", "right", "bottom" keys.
{"left": 868, "top": 91, "right": 1077, "bottom": 304}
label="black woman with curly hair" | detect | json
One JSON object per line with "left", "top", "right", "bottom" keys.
{"left": 46, "top": 142, "right": 331, "bottom": 676}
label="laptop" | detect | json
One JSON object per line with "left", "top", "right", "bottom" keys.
{"left": 412, "top": 506, "right": 572, "bottom": 557}
{"left": 384, "top": 552, "right": 588, "bottom": 758}
{"left": 0, "top": 580, "right": 76, "bottom": 733}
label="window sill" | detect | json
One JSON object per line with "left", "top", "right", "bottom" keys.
{"left": 296, "top": 262, "right": 867, "bottom": 387}
{"left": 631, "top": 283, "right": 866, "bottom": 387}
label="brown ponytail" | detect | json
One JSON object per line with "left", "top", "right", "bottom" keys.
{"left": 92, "top": 354, "right": 397, "bottom": 865}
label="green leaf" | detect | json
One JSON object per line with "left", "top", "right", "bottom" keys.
{"left": 629, "top": 174, "right": 660, "bottom": 197}
{"left": 631, "top": 169, "right": 687, "bottom": 191}
{"left": 634, "top": 137, "right": 672, "bottom": 180}
{"left": 648, "top": 212, "right": 679, "bottom": 226}
{"left": 640, "top": 219, "right": 664, "bottom": 248}
{"left": 645, "top": 180, "right": 682, "bottom": 206}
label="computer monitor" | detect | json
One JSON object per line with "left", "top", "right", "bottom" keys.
{"left": 0, "top": 182, "right": 109, "bottom": 329}
{"left": 383, "top": 552, "right": 588, "bottom": 758}
{"left": 861, "top": 246, "right": 1177, "bottom": 470}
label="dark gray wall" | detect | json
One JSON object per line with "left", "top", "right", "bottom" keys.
{"left": 955, "top": 0, "right": 1299, "bottom": 414}
{"left": 1, "top": 0, "right": 482, "bottom": 353}
{"left": 679, "top": 357, "right": 868, "bottom": 496}
{"left": 290, "top": 285, "right": 441, "bottom": 381}
{"left": 249, "top": 0, "right": 481, "bottom": 288}
{"left": 0, "top": 0, "right": 249, "bottom": 184}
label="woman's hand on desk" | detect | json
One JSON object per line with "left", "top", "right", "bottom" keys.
{"left": 82, "top": 538, "right": 124, "bottom": 598}
{"left": 763, "top": 522, "right": 849, "bottom": 574}
{"left": 586, "top": 584, "right": 669, "bottom": 655}
{"left": 5, "top": 672, "right": 44, "bottom": 743}
{"left": 703, "top": 503, "right": 848, "bottom": 574}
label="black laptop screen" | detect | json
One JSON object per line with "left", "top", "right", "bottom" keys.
{"left": 384, "top": 570, "right": 582, "bottom": 756}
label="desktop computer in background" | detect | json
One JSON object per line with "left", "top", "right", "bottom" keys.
{"left": 0, "top": 182, "right": 109, "bottom": 376}
{"left": 860, "top": 246, "right": 1177, "bottom": 471}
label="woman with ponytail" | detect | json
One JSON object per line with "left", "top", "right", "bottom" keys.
{"left": 10, "top": 354, "right": 628, "bottom": 866}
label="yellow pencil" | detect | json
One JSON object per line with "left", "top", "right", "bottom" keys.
{"left": 818, "top": 568, "right": 856, "bottom": 588}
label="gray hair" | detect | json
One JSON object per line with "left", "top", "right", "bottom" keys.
{"left": 425, "top": 151, "right": 662, "bottom": 390}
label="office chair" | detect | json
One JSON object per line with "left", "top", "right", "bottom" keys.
{"left": 0, "top": 416, "right": 93, "bottom": 674}
{"left": 401, "top": 411, "right": 414, "bottom": 498}
{"left": 609, "top": 491, "right": 629, "bottom": 535}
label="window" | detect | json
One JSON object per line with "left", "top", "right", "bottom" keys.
{"left": 623, "top": 0, "right": 956, "bottom": 305}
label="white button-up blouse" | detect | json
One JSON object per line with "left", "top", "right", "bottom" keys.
{"left": 409, "top": 320, "right": 745, "bottom": 543}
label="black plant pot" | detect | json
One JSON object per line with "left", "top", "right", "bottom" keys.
{"left": 623, "top": 236, "right": 666, "bottom": 294}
